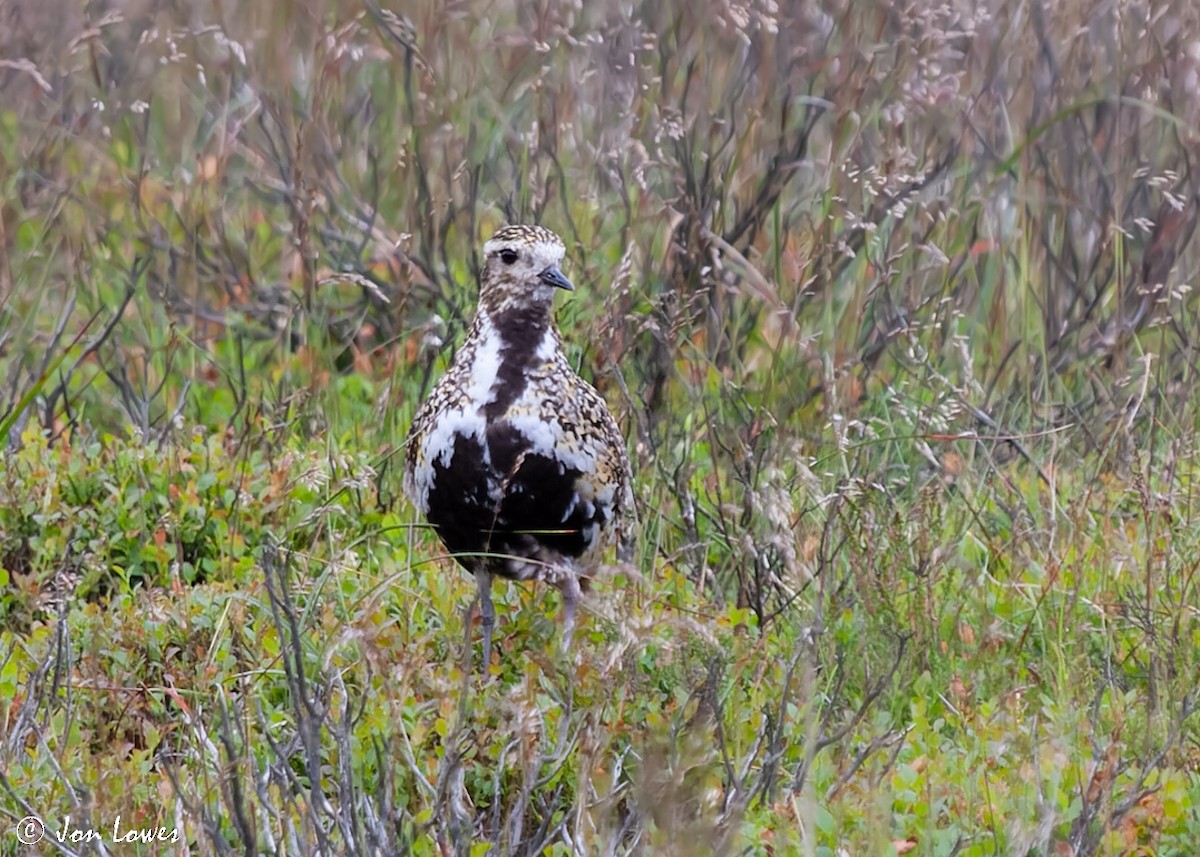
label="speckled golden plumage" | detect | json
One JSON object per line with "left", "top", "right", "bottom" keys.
{"left": 404, "top": 224, "right": 634, "bottom": 658}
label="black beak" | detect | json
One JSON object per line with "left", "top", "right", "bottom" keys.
{"left": 539, "top": 266, "right": 574, "bottom": 291}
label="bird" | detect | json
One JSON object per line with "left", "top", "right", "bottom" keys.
{"left": 403, "top": 224, "right": 634, "bottom": 660}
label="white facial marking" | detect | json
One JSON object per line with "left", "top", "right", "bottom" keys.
{"left": 482, "top": 238, "right": 565, "bottom": 270}
{"left": 482, "top": 238, "right": 566, "bottom": 293}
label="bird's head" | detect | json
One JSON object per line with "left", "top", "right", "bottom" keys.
{"left": 478, "top": 225, "right": 573, "bottom": 318}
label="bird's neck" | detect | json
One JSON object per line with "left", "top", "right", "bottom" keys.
{"left": 475, "top": 301, "right": 557, "bottom": 353}
{"left": 472, "top": 304, "right": 561, "bottom": 417}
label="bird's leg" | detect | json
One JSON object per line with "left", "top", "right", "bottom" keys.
{"left": 475, "top": 568, "right": 495, "bottom": 668}
{"left": 559, "top": 572, "right": 584, "bottom": 650}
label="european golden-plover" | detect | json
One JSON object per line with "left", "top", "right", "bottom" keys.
{"left": 404, "top": 224, "right": 634, "bottom": 658}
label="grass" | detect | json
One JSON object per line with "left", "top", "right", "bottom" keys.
{"left": 2, "top": 0, "right": 1200, "bottom": 854}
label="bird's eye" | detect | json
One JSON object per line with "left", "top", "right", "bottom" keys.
{"left": 499, "top": 249, "right": 519, "bottom": 265}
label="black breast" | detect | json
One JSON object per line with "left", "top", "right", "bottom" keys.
{"left": 424, "top": 433, "right": 498, "bottom": 568}
{"left": 424, "top": 422, "right": 608, "bottom": 578}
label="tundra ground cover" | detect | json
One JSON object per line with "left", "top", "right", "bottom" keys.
{"left": 2, "top": 1, "right": 1200, "bottom": 854}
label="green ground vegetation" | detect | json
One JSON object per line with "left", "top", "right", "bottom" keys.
{"left": 2, "top": 0, "right": 1200, "bottom": 854}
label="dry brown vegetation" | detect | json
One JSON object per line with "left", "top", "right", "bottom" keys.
{"left": 2, "top": 0, "right": 1200, "bottom": 854}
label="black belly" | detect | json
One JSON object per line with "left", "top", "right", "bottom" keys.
{"left": 425, "top": 425, "right": 606, "bottom": 577}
